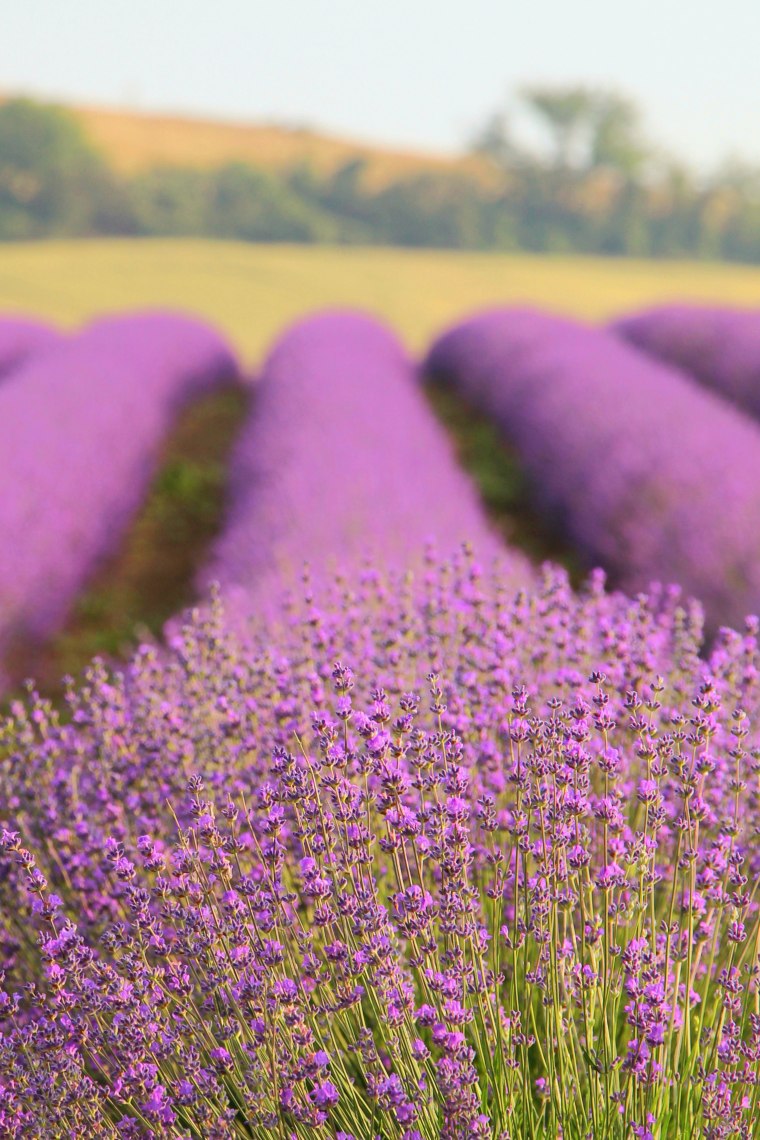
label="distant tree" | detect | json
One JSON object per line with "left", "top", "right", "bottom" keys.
{"left": 588, "top": 92, "right": 649, "bottom": 177}
{"left": 318, "top": 159, "right": 371, "bottom": 226}
{"left": 128, "top": 167, "right": 210, "bottom": 235}
{"left": 519, "top": 85, "right": 598, "bottom": 169}
{"left": 714, "top": 160, "right": 760, "bottom": 203}
{"left": 128, "top": 162, "right": 340, "bottom": 243}
{"left": 370, "top": 173, "right": 488, "bottom": 248}
{"left": 517, "top": 85, "right": 648, "bottom": 177}
{"left": 5, "top": 91, "right": 760, "bottom": 263}
{"left": 469, "top": 112, "right": 519, "bottom": 168}
{"left": 207, "top": 163, "right": 338, "bottom": 242}
{"left": 0, "top": 98, "right": 126, "bottom": 238}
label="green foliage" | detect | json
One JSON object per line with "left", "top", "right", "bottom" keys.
{"left": 518, "top": 85, "right": 648, "bottom": 177}
{"left": 207, "top": 163, "right": 338, "bottom": 241}
{"left": 0, "top": 98, "right": 130, "bottom": 238}
{"left": 520, "top": 85, "right": 601, "bottom": 169}
{"left": 128, "top": 166, "right": 210, "bottom": 236}
{"left": 589, "top": 92, "right": 648, "bottom": 176}
{"left": 129, "top": 162, "right": 340, "bottom": 242}
{"left": 4, "top": 92, "right": 760, "bottom": 260}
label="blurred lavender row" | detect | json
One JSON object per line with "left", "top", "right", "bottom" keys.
{"left": 425, "top": 307, "right": 760, "bottom": 631}
{"left": 0, "top": 312, "right": 239, "bottom": 688}
{"left": 613, "top": 304, "right": 760, "bottom": 422}
{"left": 200, "top": 310, "right": 527, "bottom": 618}
{"left": 0, "top": 316, "right": 60, "bottom": 379}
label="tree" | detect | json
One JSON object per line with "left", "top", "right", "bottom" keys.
{"left": 0, "top": 98, "right": 126, "bottom": 238}
{"left": 207, "top": 163, "right": 337, "bottom": 242}
{"left": 519, "top": 85, "right": 598, "bottom": 169}
{"left": 588, "top": 92, "right": 648, "bottom": 177}
{"left": 518, "top": 85, "right": 648, "bottom": 177}
{"left": 469, "top": 112, "right": 519, "bottom": 168}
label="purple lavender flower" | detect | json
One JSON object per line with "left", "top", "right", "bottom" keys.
{"left": 199, "top": 309, "right": 527, "bottom": 619}
{"left": 0, "top": 315, "right": 60, "bottom": 379}
{"left": 0, "top": 310, "right": 239, "bottom": 687}
{"left": 0, "top": 551, "right": 757, "bottom": 1136}
{"left": 613, "top": 304, "right": 760, "bottom": 422}
{"left": 426, "top": 306, "right": 760, "bottom": 630}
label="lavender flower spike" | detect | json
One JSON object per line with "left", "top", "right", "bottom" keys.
{"left": 1, "top": 555, "right": 759, "bottom": 1138}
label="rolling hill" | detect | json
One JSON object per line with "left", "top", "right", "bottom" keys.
{"left": 73, "top": 103, "right": 496, "bottom": 190}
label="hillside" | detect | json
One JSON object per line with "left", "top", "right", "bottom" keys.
{"left": 74, "top": 103, "right": 496, "bottom": 190}
{"left": 3, "top": 97, "right": 760, "bottom": 258}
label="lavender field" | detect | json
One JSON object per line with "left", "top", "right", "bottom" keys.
{"left": 0, "top": 313, "right": 240, "bottom": 692}
{"left": 3, "top": 300, "right": 760, "bottom": 1139}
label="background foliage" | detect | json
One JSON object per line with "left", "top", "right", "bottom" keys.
{"left": 4, "top": 91, "right": 760, "bottom": 259}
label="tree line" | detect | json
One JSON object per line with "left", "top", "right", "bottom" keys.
{"left": 2, "top": 92, "right": 760, "bottom": 260}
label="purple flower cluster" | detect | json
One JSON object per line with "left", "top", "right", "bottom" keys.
{"left": 0, "top": 311, "right": 239, "bottom": 687}
{"left": 4, "top": 299, "right": 760, "bottom": 1138}
{"left": 613, "top": 305, "right": 760, "bottom": 420}
{"left": 425, "top": 307, "right": 760, "bottom": 631}
{"left": 200, "top": 310, "right": 527, "bottom": 619}
{"left": 0, "top": 315, "right": 60, "bottom": 379}
{"left": 1, "top": 554, "right": 759, "bottom": 1137}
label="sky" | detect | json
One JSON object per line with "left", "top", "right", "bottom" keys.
{"left": 2, "top": 0, "right": 759, "bottom": 171}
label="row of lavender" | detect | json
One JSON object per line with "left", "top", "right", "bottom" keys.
{"left": 3, "top": 305, "right": 760, "bottom": 1135}
{"left": 614, "top": 304, "right": 760, "bottom": 421}
{"left": 196, "top": 303, "right": 760, "bottom": 640}
{"left": 0, "top": 312, "right": 240, "bottom": 691}
{"left": 424, "top": 306, "right": 760, "bottom": 633}
{"left": 0, "top": 317, "right": 60, "bottom": 378}
{"left": 3, "top": 301, "right": 760, "bottom": 691}
{"left": 0, "top": 309, "right": 530, "bottom": 692}
{"left": 199, "top": 311, "right": 529, "bottom": 624}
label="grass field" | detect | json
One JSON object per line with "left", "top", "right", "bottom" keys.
{"left": 2, "top": 239, "right": 760, "bottom": 367}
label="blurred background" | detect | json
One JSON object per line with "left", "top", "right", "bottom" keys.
{"left": 2, "top": 0, "right": 760, "bottom": 355}
{"left": 2, "top": 0, "right": 760, "bottom": 697}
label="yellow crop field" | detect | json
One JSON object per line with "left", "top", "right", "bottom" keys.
{"left": 1, "top": 239, "right": 760, "bottom": 368}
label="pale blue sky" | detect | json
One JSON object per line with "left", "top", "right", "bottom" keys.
{"left": 2, "top": 0, "right": 758, "bottom": 170}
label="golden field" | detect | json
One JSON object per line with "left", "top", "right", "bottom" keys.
{"left": 75, "top": 104, "right": 493, "bottom": 190}
{"left": 2, "top": 239, "right": 760, "bottom": 366}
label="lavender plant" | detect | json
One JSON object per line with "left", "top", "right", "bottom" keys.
{"left": 1, "top": 551, "right": 759, "bottom": 1138}
{"left": 425, "top": 307, "right": 760, "bottom": 632}
{"left": 0, "top": 315, "right": 60, "bottom": 378}
{"left": 199, "top": 310, "right": 527, "bottom": 620}
{"left": 613, "top": 305, "right": 760, "bottom": 421}
{"left": 0, "top": 311, "right": 239, "bottom": 690}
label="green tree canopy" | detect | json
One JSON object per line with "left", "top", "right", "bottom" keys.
{"left": 0, "top": 98, "right": 124, "bottom": 238}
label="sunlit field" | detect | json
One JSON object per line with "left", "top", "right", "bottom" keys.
{"left": 9, "top": 0, "right": 760, "bottom": 1127}
{"left": 2, "top": 238, "right": 760, "bottom": 364}
{"left": 75, "top": 103, "right": 493, "bottom": 189}
{"left": 5, "top": 242, "right": 760, "bottom": 1137}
